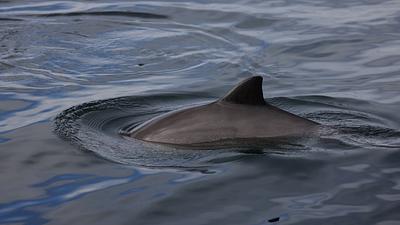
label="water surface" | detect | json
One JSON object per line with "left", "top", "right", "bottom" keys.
{"left": 1, "top": 0, "right": 400, "bottom": 224}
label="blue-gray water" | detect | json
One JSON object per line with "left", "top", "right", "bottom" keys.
{"left": 1, "top": 0, "right": 400, "bottom": 224}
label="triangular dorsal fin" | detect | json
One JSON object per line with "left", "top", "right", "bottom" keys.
{"left": 219, "top": 76, "right": 266, "bottom": 105}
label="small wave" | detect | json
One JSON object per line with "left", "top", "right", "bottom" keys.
{"left": 0, "top": 17, "right": 24, "bottom": 21}
{"left": 35, "top": 11, "right": 168, "bottom": 19}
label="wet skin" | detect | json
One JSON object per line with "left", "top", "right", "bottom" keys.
{"left": 128, "top": 76, "right": 319, "bottom": 145}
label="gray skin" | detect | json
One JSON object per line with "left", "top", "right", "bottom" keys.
{"left": 128, "top": 76, "right": 319, "bottom": 146}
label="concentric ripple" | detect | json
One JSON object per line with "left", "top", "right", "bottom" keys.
{"left": 54, "top": 94, "right": 400, "bottom": 166}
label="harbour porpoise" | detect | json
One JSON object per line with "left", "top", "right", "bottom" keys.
{"left": 127, "top": 76, "right": 319, "bottom": 146}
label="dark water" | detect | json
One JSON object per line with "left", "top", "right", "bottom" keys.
{"left": 1, "top": 0, "right": 400, "bottom": 224}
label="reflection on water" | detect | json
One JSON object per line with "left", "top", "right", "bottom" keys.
{"left": 1, "top": 0, "right": 400, "bottom": 224}
{"left": 0, "top": 166, "right": 216, "bottom": 224}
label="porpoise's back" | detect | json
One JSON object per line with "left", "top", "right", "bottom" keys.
{"left": 129, "top": 76, "right": 319, "bottom": 145}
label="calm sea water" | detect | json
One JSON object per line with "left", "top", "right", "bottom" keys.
{"left": 1, "top": 0, "right": 400, "bottom": 224}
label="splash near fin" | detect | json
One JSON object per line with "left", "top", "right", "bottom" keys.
{"left": 220, "top": 76, "right": 266, "bottom": 105}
